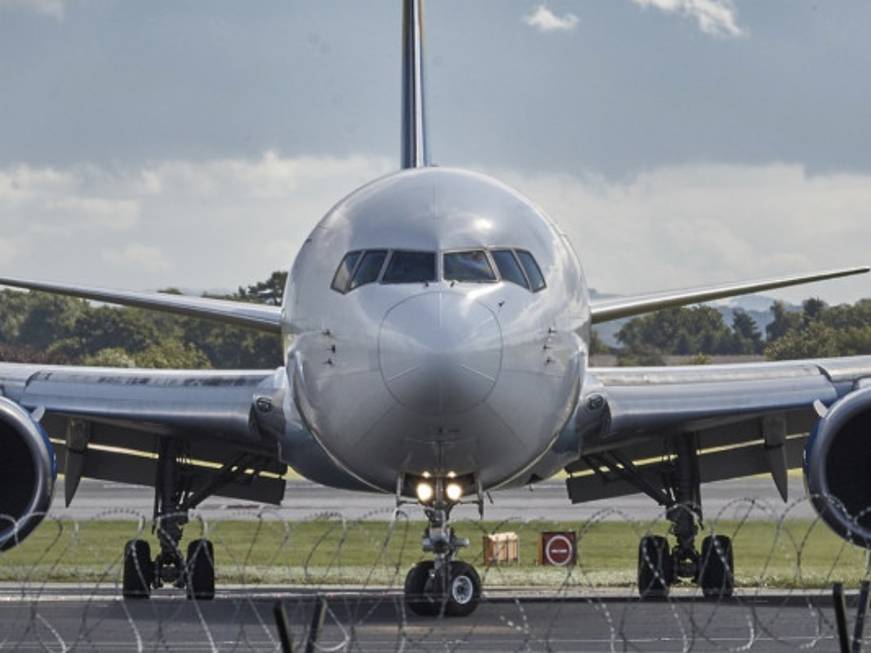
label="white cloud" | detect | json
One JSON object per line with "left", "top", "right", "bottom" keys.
{"left": 0, "top": 0, "right": 65, "bottom": 20}
{"left": 0, "top": 154, "right": 869, "bottom": 305}
{"left": 0, "top": 165, "right": 141, "bottom": 237}
{"left": 523, "top": 5, "right": 579, "bottom": 33}
{"left": 102, "top": 244, "right": 172, "bottom": 274}
{"left": 632, "top": 0, "right": 744, "bottom": 37}
{"left": 494, "top": 163, "right": 871, "bottom": 304}
{"left": 0, "top": 153, "right": 394, "bottom": 292}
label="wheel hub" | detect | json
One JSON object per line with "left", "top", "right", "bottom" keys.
{"left": 451, "top": 575, "right": 474, "bottom": 605}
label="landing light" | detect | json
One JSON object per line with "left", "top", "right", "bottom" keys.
{"left": 445, "top": 482, "right": 463, "bottom": 502}
{"left": 416, "top": 481, "right": 434, "bottom": 503}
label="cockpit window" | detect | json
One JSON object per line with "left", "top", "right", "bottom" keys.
{"left": 491, "top": 249, "right": 528, "bottom": 289}
{"left": 349, "top": 249, "right": 387, "bottom": 290}
{"left": 443, "top": 250, "right": 496, "bottom": 283}
{"left": 516, "top": 250, "right": 546, "bottom": 292}
{"left": 330, "top": 250, "right": 362, "bottom": 293}
{"left": 382, "top": 250, "right": 437, "bottom": 284}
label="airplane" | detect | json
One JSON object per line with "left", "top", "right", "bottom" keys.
{"left": 0, "top": 0, "right": 870, "bottom": 618}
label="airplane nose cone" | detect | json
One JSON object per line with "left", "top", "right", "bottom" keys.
{"left": 379, "top": 292, "right": 502, "bottom": 415}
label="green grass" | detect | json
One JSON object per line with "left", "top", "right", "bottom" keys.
{"left": 1, "top": 518, "right": 866, "bottom": 588}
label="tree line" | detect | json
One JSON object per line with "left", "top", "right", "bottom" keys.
{"left": 603, "top": 297, "right": 871, "bottom": 365}
{"left": 0, "top": 271, "right": 868, "bottom": 368}
{"left": 0, "top": 272, "right": 287, "bottom": 369}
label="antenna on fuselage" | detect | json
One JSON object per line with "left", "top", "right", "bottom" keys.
{"left": 401, "top": 0, "right": 429, "bottom": 169}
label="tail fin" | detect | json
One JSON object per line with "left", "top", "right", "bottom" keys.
{"left": 401, "top": 0, "right": 429, "bottom": 169}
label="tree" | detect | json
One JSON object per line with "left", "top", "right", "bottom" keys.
{"left": 617, "top": 306, "right": 735, "bottom": 355}
{"left": 236, "top": 271, "right": 288, "bottom": 305}
{"left": 589, "top": 328, "right": 609, "bottom": 355}
{"left": 766, "top": 301, "right": 802, "bottom": 342}
{"left": 82, "top": 348, "right": 137, "bottom": 368}
{"left": 731, "top": 310, "right": 763, "bottom": 355}
{"left": 802, "top": 297, "right": 827, "bottom": 325}
{"left": 764, "top": 322, "right": 840, "bottom": 360}
{"left": 136, "top": 340, "right": 212, "bottom": 369}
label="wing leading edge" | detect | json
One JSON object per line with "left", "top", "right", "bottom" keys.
{"left": 0, "top": 362, "right": 288, "bottom": 507}
{"left": 0, "top": 276, "right": 283, "bottom": 333}
{"left": 590, "top": 266, "right": 869, "bottom": 324}
{"left": 563, "top": 356, "right": 871, "bottom": 505}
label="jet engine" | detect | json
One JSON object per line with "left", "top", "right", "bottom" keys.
{"left": 0, "top": 397, "right": 56, "bottom": 551}
{"left": 805, "top": 386, "right": 871, "bottom": 545}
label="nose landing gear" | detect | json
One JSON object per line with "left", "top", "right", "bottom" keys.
{"left": 400, "top": 476, "right": 483, "bottom": 617}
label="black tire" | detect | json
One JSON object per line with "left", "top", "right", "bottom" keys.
{"left": 123, "top": 539, "right": 153, "bottom": 599}
{"left": 404, "top": 561, "right": 438, "bottom": 616}
{"left": 637, "top": 535, "right": 672, "bottom": 599}
{"left": 699, "top": 535, "right": 733, "bottom": 599}
{"left": 444, "top": 561, "right": 481, "bottom": 617}
{"left": 186, "top": 539, "right": 215, "bottom": 600}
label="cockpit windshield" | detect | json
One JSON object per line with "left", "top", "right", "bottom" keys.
{"left": 490, "top": 250, "right": 527, "bottom": 289}
{"left": 516, "top": 249, "right": 546, "bottom": 292}
{"left": 382, "top": 250, "right": 437, "bottom": 284}
{"left": 331, "top": 248, "right": 545, "bottom": 293}
{"left": 330, "top": 251, "right": 362, "bottom": 293}
{"left": 349, "top": 250, "right": 387, "bottom": 290}
{"left": 443, "top": 250, "right": 496, "bottom": 283}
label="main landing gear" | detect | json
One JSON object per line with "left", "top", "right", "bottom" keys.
{"left": 401, "top": 476, "right": 483, "bottom": 617}
{"left": 584, "top": 435, "right": 734, "bottom": 600}
{"left": 122, "top": 439, "right": 265, "bottom": 600}
{"left": 635, "top": 436, "right": 734, "bottom": 599}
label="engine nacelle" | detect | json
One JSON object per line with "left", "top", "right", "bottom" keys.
{"left": 0, "top": 397, "right": 56, "bottom": 551}
{"left": 805, "top": 386, "right": 871, "bottom": 546}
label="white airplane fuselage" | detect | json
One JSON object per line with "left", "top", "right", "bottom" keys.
{"left": 282, "top": 167, "right": 591, "bottom": 494}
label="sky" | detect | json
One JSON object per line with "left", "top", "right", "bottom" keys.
{"left": 0, "top": 0, "right": 869, "bottom": 303}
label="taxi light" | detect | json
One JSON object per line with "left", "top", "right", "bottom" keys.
{"left": 445, "top": 482, "right": 463, "bottom": 502}
{"left": 416, "top": 481, "right": 434, "bottom": 503}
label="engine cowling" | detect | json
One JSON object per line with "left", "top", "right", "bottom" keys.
{"left": 805, "top": 386, "right": 871, "bottom": 546}
{"left": 0, "top": 397, "right": 56, "bottom": 551}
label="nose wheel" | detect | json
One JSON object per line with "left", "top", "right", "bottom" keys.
{"left": 404, "top": 560, "right": 482, "bottom": 617}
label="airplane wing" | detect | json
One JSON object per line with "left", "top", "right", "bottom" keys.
{"left": 0, "top": 276, "right": 283, "bottom": 333}
{"left": 0, "top": 362, "right": 289, "bottom": 510}
{"left": 565, "top": 356, "right": 871, "bottom": 505}
{"left": 589, "top": 266, "right": 869, "bottom": 323}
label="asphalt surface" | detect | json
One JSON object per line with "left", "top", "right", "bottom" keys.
{"left": 51, "top": 476, "right": 816, "bottom": 522}
{"left": 0, "top": 586, "right": 851, "bottom": 651}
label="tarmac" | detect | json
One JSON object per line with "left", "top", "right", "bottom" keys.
{"left": 0, "top": 585, "right": 853, "bottom": 651}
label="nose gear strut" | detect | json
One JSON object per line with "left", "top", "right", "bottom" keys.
{"left": 398, "top": 476, "right": 483, "bottom": 617}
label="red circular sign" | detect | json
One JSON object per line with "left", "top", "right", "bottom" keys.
{"left": 544, "top": 534, "right": 574, "bottom": 566}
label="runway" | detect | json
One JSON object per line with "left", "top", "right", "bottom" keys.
{"left": 52, "top": 475, "right": 815, "bottom": 522}
{"left": 0, "top": 586, "right": 849, "bottom": 651}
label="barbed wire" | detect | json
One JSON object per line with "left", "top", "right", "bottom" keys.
{"left": 1, "top": 494, "right": 870, "bottom": 652}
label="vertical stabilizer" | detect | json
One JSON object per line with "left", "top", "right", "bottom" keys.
{"left": 401, "top": 0, "right": 429, "bottom": 169}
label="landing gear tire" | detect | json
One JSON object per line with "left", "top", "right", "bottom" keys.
{"left": 404, "top": 560, "right": 481, "bottom": 617}
{"left": 637, "top": 535, "right": 673, "bottom": 599}
{"left": 123, "top": 539, "right": 153, "bottom": 599}
{"left": 186, "top": 539, "right": 215, "bottom": 601}
{"left": 404, "top": 561, "right": 438, "bottom": 616}
{"left": 699, "top": 535, "right": 733, "bottom": 599}
{"left": 444, "top": 561, "right": 481, "bottom": 617}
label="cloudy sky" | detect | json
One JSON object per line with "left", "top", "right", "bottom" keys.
{"left": 0, "top": 0, "right": 869, "bottom": 303}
